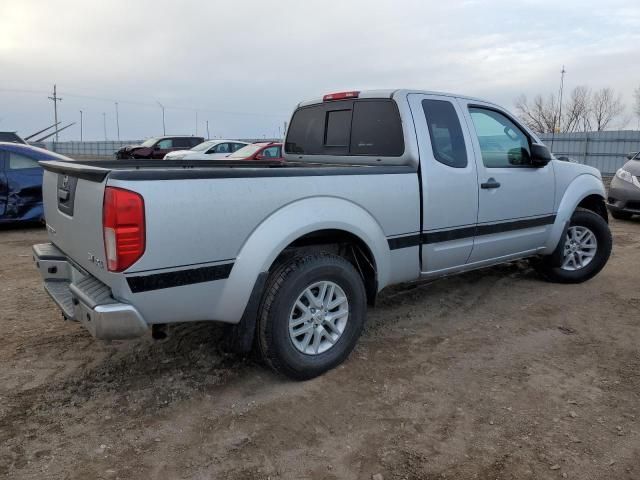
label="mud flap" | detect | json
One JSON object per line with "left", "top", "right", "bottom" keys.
{"left": 548, "top": 220, "right": 570, "bottom": 267}
{"left": 223, "top": 272, "right": 268, "bottom": 354}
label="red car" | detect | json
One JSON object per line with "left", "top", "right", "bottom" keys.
{"left": 226, "top": 142, "right": 283, "bottom": 161}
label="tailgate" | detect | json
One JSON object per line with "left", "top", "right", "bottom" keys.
{"left": 41, "top": 165, "right": 111, "bottom": 284}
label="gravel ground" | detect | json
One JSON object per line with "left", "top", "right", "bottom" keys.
{"left": 1, "top": 219, "right": 639, "bottom": 480}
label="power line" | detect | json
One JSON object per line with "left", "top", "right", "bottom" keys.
{"left": 0, "top": 87, "right": 289, "bottom": 118}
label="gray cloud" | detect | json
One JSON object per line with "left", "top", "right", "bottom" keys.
{"left": 1, "top": 0, "right": 639, "bottom": 140}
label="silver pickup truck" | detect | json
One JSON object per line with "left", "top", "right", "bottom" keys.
{"left": 33, "top": 89, "right": 612, "bottom": 379}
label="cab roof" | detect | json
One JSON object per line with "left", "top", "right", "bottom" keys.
{"left": 297, "top": 89, "right": 500, "bottom": 109}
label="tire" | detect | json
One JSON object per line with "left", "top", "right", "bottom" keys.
{"left": 257, "top": 252, "right": 366, "bottom": 380}
{"left": 610, "top": 210, "right": 633, "bottom": 220}
{"left": 535, "top": 208, "right": 612, "bottom": 284}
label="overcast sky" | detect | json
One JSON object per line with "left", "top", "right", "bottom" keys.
{"left": 1, "top": 0, "right": 639, "bottom": 141}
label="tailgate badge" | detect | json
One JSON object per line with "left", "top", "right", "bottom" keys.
{"left": 88, "top": 253, "right": 105, "bottom": 269}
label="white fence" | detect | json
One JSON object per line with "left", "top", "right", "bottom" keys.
{"left": 539, "top": 130, "right": 640, "bottom": 174}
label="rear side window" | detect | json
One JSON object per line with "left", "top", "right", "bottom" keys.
{"left": 9, "top": 152, "right": 40, "bottom": 170}
{"left": 285, "top": 99, "right": 404, "bottom": 157}
{"left": 422, "top": 99, "right": 467, "bottom": 168}
{"left": 173, "top": 138, "right": 191, "bottom": 148}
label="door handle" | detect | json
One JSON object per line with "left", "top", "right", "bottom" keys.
{"left": 481, "top": 178, "right": 501, "bottom": 189}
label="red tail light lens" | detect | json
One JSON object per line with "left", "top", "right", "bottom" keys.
{"left": 103, "top": 187, "right": 145, "bottom": 272}
{"left": 323, "top": 91, "right": 360, "bottom": 101}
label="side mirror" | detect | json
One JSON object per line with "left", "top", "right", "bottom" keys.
{"left": 530, "top": 143, "right": 551, "bottom": 167}
{"left": 254, "top": 153, "right": 264, "bottom": 160}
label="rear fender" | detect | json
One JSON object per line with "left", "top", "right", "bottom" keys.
{"left": 215, "top": 196, "right": 390, "bottom": 323}
{"left": 543, "top": 174, "right": 606, "bottom": 253}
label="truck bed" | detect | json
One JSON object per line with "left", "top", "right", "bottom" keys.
{"left": 39, "top": 159, "right": 415, "bottom": 182}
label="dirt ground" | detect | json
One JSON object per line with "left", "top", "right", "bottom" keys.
{"left": 1, "top": 219, "right": 639, "bottom": 480}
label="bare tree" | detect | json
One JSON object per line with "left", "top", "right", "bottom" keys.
{"left": 516, "top": 86, "right": 627, "bottom": 133}
{"left": 562, "top": 86, "right": 591, "bottom": 132}
{"left": 590, "top": 88, "right": 625, "bottom": 131}
{"left": 515, "top": 93, "right": 557, "bottom": 133}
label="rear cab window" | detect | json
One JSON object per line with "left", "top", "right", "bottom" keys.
{"left": 285, "top": 99, "right": 404, "bottom": 157}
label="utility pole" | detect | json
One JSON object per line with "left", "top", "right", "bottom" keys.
{"left": 102, "top": 112, "right": 107, "bottom": 141}
{"left": 283, "top": 121, "right": 288, "bottom": 139}
{"left": 206, "top": 120, "right": 210, "bottom": 140}
{"left": 157, "top": 101, "right": 166, "bottom": 135}
{"left": 79, "top": 110, "right": 83, "bottom": 141}
{"left": 550, "top": 65, "right": 566, "bottom": 152}
{"left": 48, "top": 84, "right": 63, "bottom": 142}
{"left": 115, "top": 102, "right": 120, "bottom": 141}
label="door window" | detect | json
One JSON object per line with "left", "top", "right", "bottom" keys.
{"left": 468, "top": 108, "right": 531, "bottom": 168}
{"left": 9, "top": 152, "right": 40, "bottom": 170}
{"left": 422, "top": 100, "right": 467, "bottom": 168}
{"left": 231, "top": 143, "right": 245, "bottom": 152}
{"left": 260, "top": 146, "right": 281, "bottom": 158}
{"left": 212, "top": 143, "right": 231, "bottom": 153}
{"left": 156, "top": 139, "right": 173, "bottom": 149}
{"left": 173, "top": 138, "right": 192, "bottom": 148}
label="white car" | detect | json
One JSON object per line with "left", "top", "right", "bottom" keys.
{"left": 163, "top": 139, "right": 249, "bottom": 160}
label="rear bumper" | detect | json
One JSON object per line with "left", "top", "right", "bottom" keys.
{"left": 33, "top": 243, "right": 148, "bottom": 340}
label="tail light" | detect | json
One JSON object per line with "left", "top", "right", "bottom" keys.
{"left": 103, "top": 187, "right": 145, "bottom": 272}
{"left": 323, "top": 91, "right": 360, "bottom": 101}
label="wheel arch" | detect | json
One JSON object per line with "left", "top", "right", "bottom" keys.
{"left": 543, "top": 174, "right": 607, "bottom": 253}
{"left": 216, "top": 196, "right": 391, "bottom": 324}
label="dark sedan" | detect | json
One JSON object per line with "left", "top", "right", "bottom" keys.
{"left": 115, "top": 136, "right": 204, "bottom": 159}
{"left": 0, "top": 142, "right": 70, "bottom": 224}
{"left": 607, "top": 152, "right": 640, "bottom": 220}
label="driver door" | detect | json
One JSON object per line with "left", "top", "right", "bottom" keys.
{"left": 153, "top": 139, "right": 173, "bottom": 158}
{"left": 457, "top": 99, "right": 555, "bottom": 263}
{"left": 0, "top": 151, "right": 8, "bottom": 218}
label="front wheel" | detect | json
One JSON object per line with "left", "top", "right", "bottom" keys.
{"left": 257, "top": 252, "right": 366, "bottom": 380}
{"left": 534, "top": 208, "right": 612, "bottom": 284}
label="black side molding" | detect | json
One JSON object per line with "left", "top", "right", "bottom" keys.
{"left": 388, "top": 215, "right": 557, "bottom": 250}
{"left": 127, "top": 262, "right": 234, "bottom": 293}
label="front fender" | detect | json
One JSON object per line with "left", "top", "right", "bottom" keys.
{"left": 543, "top": 173, "right": 606, "bottom": 253}
{"left": 215, "top": 196, "right": 391, "bottom": 323}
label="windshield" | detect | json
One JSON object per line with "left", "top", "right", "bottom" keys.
{"left": 228, "top": 144, "right": 263, "bottom": 159}
{"left": 190, "top": 140, "right": 216, "bottom": 152}
{"left": 141, "top": 137, "right": 159, "bottom": 147}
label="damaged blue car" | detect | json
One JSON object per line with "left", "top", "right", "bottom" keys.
{"left": 0, "top": 142, "right": 71, "bottom": 224}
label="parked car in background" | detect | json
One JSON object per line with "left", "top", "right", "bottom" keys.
{"left": 226, "top": 142, "right": 283, "bottom": 161}
{"left": 0, "top": 142, "right": 71, "bottom": 224}
{"left": 115, "top": 136, "right": 204, "bottom": 159}
{"left": 163, "top": 139, "right": 249, "bottom": 160}
{"left": 607, "top": 152, "right": 640, "bottom": 219}
{"left": 0, "top": 131, "right": 27, "bottom": 144}
{"left": 33, "top": 89, "right": 611, "bottom": 380}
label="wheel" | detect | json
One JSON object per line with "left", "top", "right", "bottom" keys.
{"left": 610, "top": 210, "right": 633, "bottom": 220}
{"left": 257, "top": 252, "right": 366, "bottom": 380}
{"left": 535, "top": 208, "right": 612, "bottom": 284}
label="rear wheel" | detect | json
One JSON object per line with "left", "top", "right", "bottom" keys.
{"left": 535, "top": 209, "right": 612, "bottom": 283}
{"left": 257, "top": 252, "right": 366, "bottom": 380}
